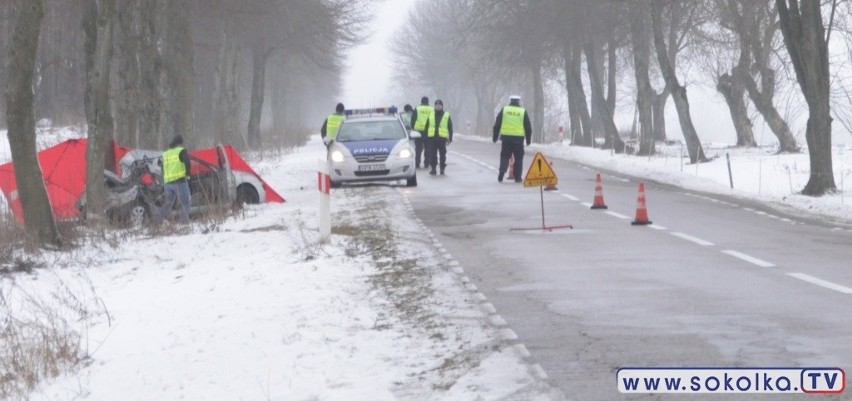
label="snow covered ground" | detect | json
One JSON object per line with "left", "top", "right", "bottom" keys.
{"left": 8, "top": 136, "right": 559, "bottom": 401}
{"left": 3, "top": 127, "right": 852, "bottom": 400}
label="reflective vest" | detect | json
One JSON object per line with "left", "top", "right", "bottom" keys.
{"left": 428, "top": 112, "right": 451, "bottom": 138}
{"left": 162, "top": 146, "right": 187, "bottom": 184}
{"left": 413, "top": 105, "right": 434, "bottom": 131}
{"left": 500, "top": 105, "right": 526, "bottom": 137}
{"left": 325, "top": 114, "right": 345, "bottom": 140}
{"left": 401, "top": 111, "right": 413, "bottom": 128}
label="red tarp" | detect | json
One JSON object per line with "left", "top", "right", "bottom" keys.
{"left": 0, "top": 139, "right": 284, "bottom": 223}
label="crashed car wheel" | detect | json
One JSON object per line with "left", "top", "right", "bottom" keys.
{"left": 127, "top": 201, "right": 151, "bottom": 227}
{"left": 235, "top": 184, "right": 260, "bottom": 206}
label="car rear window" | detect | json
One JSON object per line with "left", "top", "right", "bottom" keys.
{"left": 337, "top": 120, "right": 405, "bottom": 142}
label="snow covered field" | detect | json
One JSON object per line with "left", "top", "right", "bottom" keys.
{"left": 7, "top": 136, "right": 558, "bottom": 401}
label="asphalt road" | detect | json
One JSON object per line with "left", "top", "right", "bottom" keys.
{"left": 403, "top": 137, "right": 852, "bottom": 400}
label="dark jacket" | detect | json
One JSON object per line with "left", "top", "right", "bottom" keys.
{"left": 432, "top": 110, "right": 454, "bottom": 141}
{"left": 492, "top": 105, "right": 532, "bottom": 145}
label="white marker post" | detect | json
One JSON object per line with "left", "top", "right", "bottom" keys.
{"left": 317, "top": 159, "right": 331, "bottom": 239}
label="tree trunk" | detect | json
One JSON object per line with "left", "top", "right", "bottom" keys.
{"left": 138, "top": 0, "right": 161, "bottom": 148}
{"left": 84, "top": 0, "right": 117, "bottom": 222}
{"left": 531, "top": 57, "right": 544, "bottom": 143}
{"left": 631, "top": 2, "right": 655, "bottom": 155}
{"left": 5, "top": 0, "right": 62, "bottom": 247}
{"left": 606, "top": 34, "right": 617, "bottom": 121}
{"left": 776, "top": 0, "right": 834, "bottom": 195}
{"left": 113, "top": 0, "right": 139, "bottom": 147}
{"left": 247, "top": 45, "right": 270, "bottom": 149}
{"left": 652, "top": 90, "right": 669, "bottom": 142}
{"left": 163, "top": 0, "right": 194, "bottom": 144}
{"left": 584, "top": 41, "right": 624, "bottom": 153}
{"left": 742, "top": 66, "right": 799, "bottom": 152}
{"left": 716, "top": 69, "right": 757, "bottom": 147}
{"left": 563, "top": 44, "right": 582, "bottom": 145}
{"left": 568, "top": 41, "right": 593, "bottom": 146}
{"left": 652, "top": 0, "right": 707, "bottom": 163}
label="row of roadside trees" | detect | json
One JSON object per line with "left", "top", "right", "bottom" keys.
{"left": 392, "top": 0, "right": 850, "bottom": 197}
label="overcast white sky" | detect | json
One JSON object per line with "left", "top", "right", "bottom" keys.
{"left": 342, "top": 1, "right": 415, "bottom": 108}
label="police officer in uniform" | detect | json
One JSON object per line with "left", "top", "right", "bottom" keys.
{"left": 493, "top": 95, "right": 532, "bottom": 183}
{"left": 156, "top": 135, "right": 192, "bottom": 225}
{"left": 321, "top": 103, "right": 346, "bottom": 142}
{"left": 410, "top": 96, "right": 434, "bottom": 169}
{"left": 401, "top": 104, "right": 414, "bottom": 130}
{"left": 427, "top": 99, "right": 453, "bottom": 175}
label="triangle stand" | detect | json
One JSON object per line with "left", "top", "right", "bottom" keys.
{"left": 510, "top": 186, "right": 573, "bottom": 232}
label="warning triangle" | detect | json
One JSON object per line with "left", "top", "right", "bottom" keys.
{"left": 523, "top": 152, "right": 558, "bottom": 188}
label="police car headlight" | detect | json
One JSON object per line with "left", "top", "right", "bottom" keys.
{"left": 398, "top": 148, "right": 412, "bottom": 159}
{"left": 330, "top": 150, "right": 345, "bottom": 163}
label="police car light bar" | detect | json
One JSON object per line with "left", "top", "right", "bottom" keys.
{"left": 344, "top": 106, "right": 398, "bottom": 116}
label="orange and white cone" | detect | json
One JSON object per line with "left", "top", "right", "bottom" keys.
{"left": 544, "top": 161, "right": 558, "bottom": 191}
{"left": 590, "top": 173, "right": 608, "bottom": 209}
{"left": 631, "top": 182, "right": 653, "bottom": 225}
{"left": 507, "top": 154, "right": 516, "bottom": 180}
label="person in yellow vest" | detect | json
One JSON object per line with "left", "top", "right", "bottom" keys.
{"left": 426, "top": 99, "right": 453, "bottom": 175}
{"left": 321, "top": 103, "right": 346, "bottom": 142}
{"left": 409, "top": 96, "right": 433, "bottom": 169}
{"left": 492, "top": 95, "right": 532, "bottom": 183}
{"left": 155, "top": 135, "right": 192, "bottom": 225}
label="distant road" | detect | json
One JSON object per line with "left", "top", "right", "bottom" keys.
{"left": 405, "top": 137, "right": 852, "bottom": 400}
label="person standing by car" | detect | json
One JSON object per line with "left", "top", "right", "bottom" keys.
{"left": 401, "top": 104, "right": 414, "bottom": 130}
{"left": 427, "top": 99, "right": 453, "bottom": 175}
{"left": 156, "top": 135, "right": 192, "bottom": 225}
{"left": 321, "top": 103, "right": 346, "bottom": 142}
{"left": 493, "top": 95, "right": 532, "bottom": 183}
{"left": 410, "top": 96, "right": 433, "bottom": 169}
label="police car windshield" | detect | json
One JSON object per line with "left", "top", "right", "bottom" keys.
{"left": 336, "top": 121, "right": 405, "bottom": 142}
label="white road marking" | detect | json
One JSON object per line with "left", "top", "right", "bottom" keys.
{"left": 605, "top": 211, "right": 630, "bottom": 220}
{"left": 670, "top": 232, "right": 714, "bottom": 246}
{"left": 580, "top": 202, "right": 593, "bottom": 208}
{"left": 560, "top": 193, "right": 580, "bottom": 201}
{"left": 721, "top": 250, "right": 775, "bottom": 267}
{"left": 648, "top": 224, "right": 667, "bottom": 230}
{"left": 787, "top": 273, "right": 852, "bottom": 294}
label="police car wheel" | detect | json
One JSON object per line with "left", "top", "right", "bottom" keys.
{"left": 406, "top": 175, "right": 417, "bottom": 187}
{"left": 236, "top": 184, "right": 260, "bottom": 205}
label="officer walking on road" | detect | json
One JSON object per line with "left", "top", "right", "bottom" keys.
{"left": 410, "top": 96, "right": 434, "bottom": 169}
{"left": 401, "top": 104, "right": 414, "bottom": 130}
{"left": 155, "top": 134, "right": 192, "bottom": 225}
{"left": 427, "top": 99, "right": 453, "bottom": 175}
{"left": 493, "top": 95, "right": 532, "bottom": 183}
{"left": 321, "top": 103, "right": 346, "bottom": 142}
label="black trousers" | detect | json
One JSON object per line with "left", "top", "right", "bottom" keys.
{"left": 428, "top": 136, "right": 447, "bottom": 169}
{"left": 414, "top": 134, "right": 425, "bottom": 167}
{"left": 499, "top": 138, "right": 525, "bottom": 179}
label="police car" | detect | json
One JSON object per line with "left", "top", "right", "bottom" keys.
{"left": 325, "top": 106, "right": 420, "bottom": 188}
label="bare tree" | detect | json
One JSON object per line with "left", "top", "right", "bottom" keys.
{"left": 776, "top": 0, "right": 835, "bottom": 195}
{"left": 652, "top": 0, "right": 708, "bottom": 163}
{"left": 83, "top": 0, "right": 117, "bottom": 222}
{"left": 631, "top": 0, "right": 656, "bottom": 155}
{"left": 5, "top": 0, "right": 62, "bottom": 247}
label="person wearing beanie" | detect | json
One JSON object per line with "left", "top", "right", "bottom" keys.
{"left": 155, "top": 134, "right": 192, "bottom": 225}
{"left": 492, "top": 95, "right": 532, "bottom": 183}
{"left": 321, "top": 102, "right": 346, "bottom": 142}
{"left": 409, "top": 96, "right": 434, "bottom": 169}
{"left": 401, "top": 104, "right": 414, "bottom": 130}
{"left": 426, "top": 99, "right": 453, "bottom": 175}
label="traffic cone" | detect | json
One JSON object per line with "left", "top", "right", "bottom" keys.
{"left": 631, "top": 182, "right": 653, "bottom": 226}
{"left": 544, "top": 161, "right": 558, "bottom": 191}
{"left": 590, "top": 173, "right": 608, "bottom": 209}
{"left": 507, "top": 154, "right": 515, "bottom": 180}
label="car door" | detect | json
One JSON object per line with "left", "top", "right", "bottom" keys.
{"left": 216, "top": 145, "right": 236, "bottom": 204}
